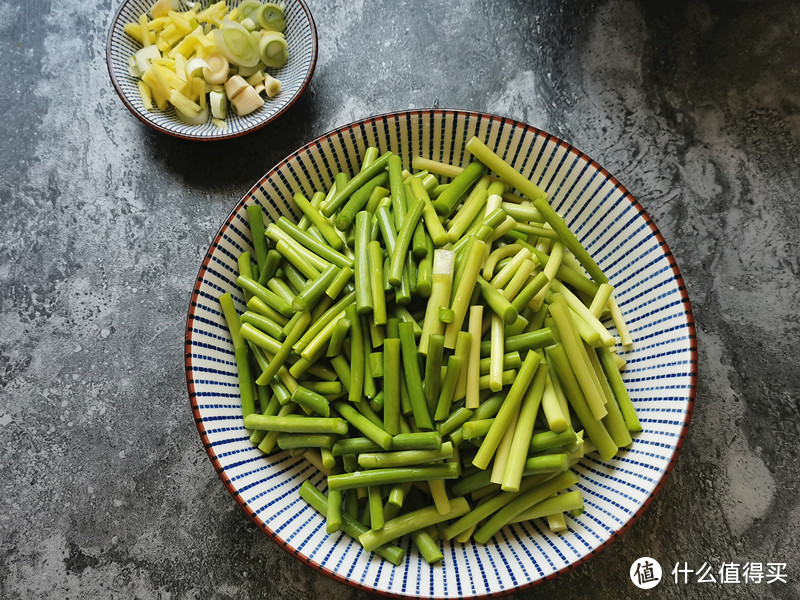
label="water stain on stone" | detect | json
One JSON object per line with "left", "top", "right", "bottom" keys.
{"left": 64, "top": 541, "right": 100, "bottom": 574}
{"left": 1, "top": 352, "right": 32, "bottom": 387}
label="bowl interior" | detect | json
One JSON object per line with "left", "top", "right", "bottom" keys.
{"left": 185, "top": 109, "right": 697, "bottom": 598}
{"left": 107, "top": 0, "right": 317, "bottom": 140}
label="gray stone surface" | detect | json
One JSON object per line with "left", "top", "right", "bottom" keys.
{"left": 1, "top": 0, "right": 799, "bottom": 598}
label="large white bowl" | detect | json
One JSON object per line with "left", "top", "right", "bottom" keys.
{"left": 107, "top": 0, "right": 317, "bottom": 140}
{"left": 184, "top": 109, "right": 697, "bottom": 597}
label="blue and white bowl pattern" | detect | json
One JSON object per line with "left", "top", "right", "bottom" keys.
{"left": 107, "top": 0, "right": 317, "bottom": 140}
{"left": 184, "top": 109, "right": 697, "bottom": 598}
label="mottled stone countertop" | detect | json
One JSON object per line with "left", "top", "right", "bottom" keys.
{"left": 2, "top": 0, "right": 799, "bottom": 598}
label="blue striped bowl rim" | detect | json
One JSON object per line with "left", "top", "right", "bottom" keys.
{"left": 184, "top": 109, "right": 697, "bottom": 598}
{"left": 107, "top": 0, "right": 317, "bottom": 141}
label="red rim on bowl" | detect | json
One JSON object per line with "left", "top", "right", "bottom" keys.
{"left": 184, "top": 109, "right": 697, "bottom": 598}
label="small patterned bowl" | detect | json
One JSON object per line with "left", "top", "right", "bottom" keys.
{"left": 107, "top": 0, "right": 317, "bottom": 140}
{"left": 184, "top": 109, "right": 697, "bottom": 597}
